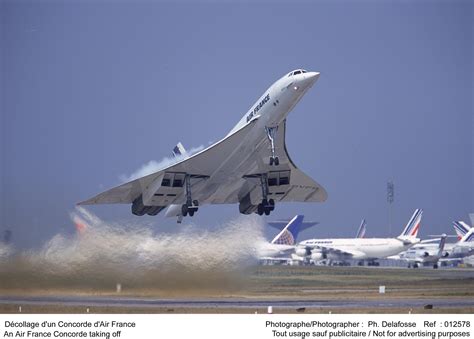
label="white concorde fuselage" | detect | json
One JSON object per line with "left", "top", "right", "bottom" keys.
{"left": 163, "top": 69, "right": 321, "bottom": 216}
{"left": 198, "top": 70, "right": 321, "bottom": 202}
{"left": 80, "top": 69, "right": 326, "bottom": 220}
{"left": 227, "top": 70, "right": 320, "bottom": 137}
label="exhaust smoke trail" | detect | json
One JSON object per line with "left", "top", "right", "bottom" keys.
{"left": 0, "top": 207, "right": 266, "bottom": 294}
{"left": 119, "top": 144, "right": 205, "bottom": 182}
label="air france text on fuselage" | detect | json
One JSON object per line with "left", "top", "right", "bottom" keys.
{"left": 305, "top": 241, "right": 333, "bottom": 245}
{"left": 247, "top": 93, "right": 270, "bottom": 122}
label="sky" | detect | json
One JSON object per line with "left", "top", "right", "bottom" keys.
{"left": 1, "top": 0, "right": 473, "bottom": 248}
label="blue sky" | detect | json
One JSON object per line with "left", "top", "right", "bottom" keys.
{"left": 1, "top": 0, "right": 473, "bottom": 248}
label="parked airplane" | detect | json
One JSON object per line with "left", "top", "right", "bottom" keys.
{"left": 79, "top": 70, "right": 327, "bottom": 222}
{"left": 298, "top": 218, "right": 367, "bottom": 265}
{"left": 392, "top": 220, "right": 472, "bottom": 267}
{"left": 258, "top": 215, "right": 318, "bottom": 259}
{"left": 398, "top": 234, "right": 447, "bottom": 269}
{"left": 316, "top": 219, "right": 367, "bottom": 265}
{"left": 293, "top": 209, "right": 422, "bottom": 263}
{"left": 444, "top": 226, "right": 474, "bottom": 260}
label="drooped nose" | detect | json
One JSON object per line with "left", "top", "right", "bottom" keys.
{"left": 305, "top": 71, "right": 320, "bottom": 85}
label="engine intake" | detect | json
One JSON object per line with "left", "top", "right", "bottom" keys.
{"left": 132, "top": 195, "right": 164, "bottom": 216}
{"left": 295, "top": 247, "right": 311, "bottom": 257}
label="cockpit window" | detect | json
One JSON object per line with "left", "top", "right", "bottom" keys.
{"left": 288, "top": 69, "right": 307, "bottom": 77}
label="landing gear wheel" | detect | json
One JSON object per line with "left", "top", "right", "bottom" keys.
{"left": 269, "top": 199, "right": 275, "bottom": 211}
{"left": 181, "top": 204, "right": 188, "bottom": 217}
{"left": 274, "top": 156, "right": 279, "bottom": 166}
{"left": 257, "top": 204, "right": 264, "bottom": 216}
{"left": 193, "top": 200, "right": 199, "bottom": 207}
{"left": 433, "top": 264, "right": 438, "bottom": 269}
{"left": 264, "top": 208, "right": 270, "bottom": 216}
{"left": 269, "top": 157, "right": 274, "bottom": 166}
{"left": 189, "top": 210, "right": 195, "bottom": 217}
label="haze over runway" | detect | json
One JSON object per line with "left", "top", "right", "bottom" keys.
{"left": 1, "top": 1, "right": 473, "bottom": 248}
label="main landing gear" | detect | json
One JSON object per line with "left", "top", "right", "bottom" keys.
{"left": 257, "top": 174, "right": 275, "bottom": 216}
{"left": 257, "top": 199, "right": 275, "bottom": 216}
{"left": 181, "top": 174, "right": 199, "bottom": 217}
{"left": 265, "top": 126, "right": 279, "bottom": 166}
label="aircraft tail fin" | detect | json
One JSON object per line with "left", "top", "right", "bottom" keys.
{"left": 172, "top": 142, "right": 187, "bottom": 158}
{"left": 400, "top": 209, "right": 423, "bottom": 238}
{"left": 355, "top": 219, "right": 366, "bottom": 238}
{"left": 459, "top": 228, "right": 474, "bottom": 243}
{"left": 437, "top": 234, "right": 447, "bottom": 257}
{"left": 452, "top": 221, "right": 471, "bottom": 241}
{"left": 271, "top": 215, "right": 305, "bottom": 245}
{"left": 268, "top": 215, "right": 318, "bottom": 241}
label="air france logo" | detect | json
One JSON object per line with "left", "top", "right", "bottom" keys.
{"left": 246, "top": 93, "right": 270, "bottom": 123}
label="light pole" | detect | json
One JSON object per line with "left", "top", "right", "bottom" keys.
{"left": 387, "top": 179, "right": 394, "bottom": 236}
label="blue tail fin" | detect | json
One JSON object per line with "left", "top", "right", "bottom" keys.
{"left": 355, "top": 219, "right": 366, "bottom": 238}
{"left": 452, "top": 221, "right": 471, "bottom": 240}
{"left": 400, "top": 209, "right": 423, "bottom": 237}
{"left": 459, "top": 228, "right": 474, "bottom": 243}
{"left": 271, "top": 215, "right": 305, "bottom": 245}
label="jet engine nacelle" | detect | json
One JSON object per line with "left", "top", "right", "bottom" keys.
{"left": 132, "top": 195, "right": 165, "bottom": 216}
{"left": 132, "top": 195, "right": 148, "bottom": 216}
{"left": 295, "top": 247, "right": 310, "bottom": 257}
{"left": 454, "top": 246, "right": 471, "bottom": 255}
{"left": 311, "top": 252, "right": 325, "bottom": 261}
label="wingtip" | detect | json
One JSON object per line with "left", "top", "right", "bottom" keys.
{"left": 76, "top": 199, "right": 92, "bottom": 206}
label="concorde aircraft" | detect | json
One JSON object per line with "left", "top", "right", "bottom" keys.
{"left": 79, "top": 70, "right": 327, "bottom": 221}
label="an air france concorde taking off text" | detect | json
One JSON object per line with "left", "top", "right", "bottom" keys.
{"left": 1, "top": 315, "right": 472, "bottom": 339}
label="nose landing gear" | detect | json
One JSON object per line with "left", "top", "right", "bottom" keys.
{"left": 181, "top": 175, "right": 199, "bottom": 217}
{"left": 265, "top": 126, "right": 279, "bottom": 166}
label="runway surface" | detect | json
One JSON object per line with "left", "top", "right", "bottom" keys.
{"left": 1, "top": 265, "right": 473, "bottom": 313}
{"left": 1, "top": 295, "right": 474, "bottom": 310}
